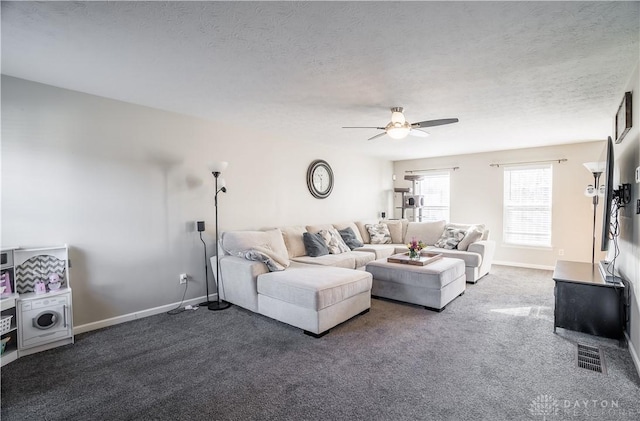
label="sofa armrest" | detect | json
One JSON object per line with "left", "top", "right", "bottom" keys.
{"left": 217, "top": 255, "right": 269, "bottom": 312}
{"left": 468, "top": 240, "right": 496, "bottom": 277}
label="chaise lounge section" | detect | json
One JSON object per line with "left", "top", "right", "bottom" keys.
{"left": 217, "top": 229, "right": 372, "bottom": 337}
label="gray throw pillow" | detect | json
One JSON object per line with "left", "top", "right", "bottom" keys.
{"left": 338, "top": 227, "right": 364, "bottom": 250}
{"left": 303, "top": 232, "right": 329, "bottom": 257}
{"left": 434, "top": 227, "right": 467, "bottom": 249}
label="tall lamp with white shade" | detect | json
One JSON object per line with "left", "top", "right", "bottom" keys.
{"left": 583, "top": 161, "right": 605, "bottom": 265}
{"left": 208, "top": 161, "right": 231, "bottom": 311}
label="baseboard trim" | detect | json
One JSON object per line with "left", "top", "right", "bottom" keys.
{"left": 73, "top": 294, "right": 214, "bottom": 335}
{"left": 626, "top": 331, "right": 640, "bottom": 380}
{"left": 492, "top": 261, "right": 555, "bottom": 271}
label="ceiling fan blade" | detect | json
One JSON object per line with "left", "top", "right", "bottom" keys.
{"left": 412, "top": 118, "right": 459, "bottom": 128}
{"left": 343, "top": 126, "right": 385, "bottom": 130}
{"left": 368, "top": 132, "right": 388, "bottom": 141}
{"left": 409, "top": 129, "right": 429, "bottom": 138}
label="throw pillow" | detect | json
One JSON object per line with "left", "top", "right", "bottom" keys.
{"left": 355, "top": 219, "right": 379, "bottom": 244}
{"left": 319, "top": 229, "right": 351, "bottom": 254}
{"left": 333, "top": 222, "right": 365, "bottom": 244}
{"left": 457, "top": 226, "right": 484, "bottom": 251}
{"left": 434, "top": 227, "right": 467, "bottom": 249}
{"left": 365, "top": 223, "right": 392, "bottom": 245}
{"left": 338, "top": 227, "right": 364, "bottom": 250}
{"left": 302, "top": 232, "right": 329, "bottom": 257}
{"left": 383, "top": 220, "right": 403, "bottom": 244}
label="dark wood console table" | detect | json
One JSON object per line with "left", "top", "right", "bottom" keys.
{"left": 553, "top": 260, "right": 625, "bottom": 341}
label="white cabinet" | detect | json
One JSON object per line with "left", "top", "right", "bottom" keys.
{"left": 1, "top": 248, "right": 19, "bottom": 367}
{"left": 0, "top": 245, "right": 74, "bottom": 365}
{"left": 14, "top": 245, "right": 74, "bottom": 357}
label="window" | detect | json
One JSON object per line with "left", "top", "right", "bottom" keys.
{"left": 416, "top": 172, "right": 450, "bottom": 222}
{"left": 503, "top": 164, "right": 552, "bottom": 247}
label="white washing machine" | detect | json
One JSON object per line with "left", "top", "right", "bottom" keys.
{"left": 18, "top": 292, "right": 73, "bottom": 350}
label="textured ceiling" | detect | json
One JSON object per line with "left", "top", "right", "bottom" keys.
{"left": 2, "top": 1, "right": 639, "bottom": 160}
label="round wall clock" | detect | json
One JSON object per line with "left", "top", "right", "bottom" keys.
{"left": 307, "top": 159, "right": 334, "bottom": 199}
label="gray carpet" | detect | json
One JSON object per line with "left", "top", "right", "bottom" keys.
{"left": 1, "top": 265, "right": 639, "bottom": 420}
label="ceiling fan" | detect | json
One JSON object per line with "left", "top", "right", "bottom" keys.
{"left": 343, "top": 107, "right": 459, "bottom": 141}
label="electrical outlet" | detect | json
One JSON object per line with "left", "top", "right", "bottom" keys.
{"left": 558, "top": 249, "right": 564, "bottom": 256}
{"left": 179, "top": 273, "right": 188, "bottom": 284}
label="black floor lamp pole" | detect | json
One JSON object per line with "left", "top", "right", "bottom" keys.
{"left": 208, "top": 170, "right": 231, "bottom": 311}
{"left": 198, "top": 232, "right": 214, "bottom": 306}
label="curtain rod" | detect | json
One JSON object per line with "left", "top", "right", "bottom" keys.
{"left": 405, "top": 166, "right": 460, "bottom": 173}
{"left": 489, "top": 159, "right": 568, "bottom": 168}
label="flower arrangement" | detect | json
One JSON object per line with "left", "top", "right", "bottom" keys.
{"left": 407, "top": 239, "right": 426, "bottom": 259}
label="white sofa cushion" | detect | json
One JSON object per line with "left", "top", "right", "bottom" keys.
{"left": 292, "top": 253, "right": 356, "bottom": 269}
{"left": 355, "top": 244, "right": 397, "bottom": 259}
{"left": 257, "top": 267, "right": 372, "bottom": 311}
{"left": 405, "top": 220, "right": 446, "bottom": 245}
{"left": 280, "top": 225, "right": 307, "bottom": 258}
{"left": 382, "top": 220, "right": 403, "bottom": 244}
{"left": 424, "top": 246, "right": 482, "bottom": 267}
{"left": 350, "top": 250, "right": 377, "bottom": 268}
{"left": 221, "top": 229, "right": 289, "bottom": 265}
{"left": 291, "top": 250, "right": 375, "bottom": 269}
{"left": 306, "top": 223, "right": 334, "bottom": 234}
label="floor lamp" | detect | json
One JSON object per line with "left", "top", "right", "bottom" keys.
{"left": 197, "top": 221, "right": 216, "bottom": 306}
{"left": 583, "top": 162, "right": 603, "bottom": 265}
{"left": 208, "top": 161, "right": 231, "bottom": 311}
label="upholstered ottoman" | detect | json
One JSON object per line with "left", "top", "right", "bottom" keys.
{"left": 257, "top": 266, "right": 372, "bottom": 337}
{"left": 365, "top": 257, "right": 466, "bottom": 311}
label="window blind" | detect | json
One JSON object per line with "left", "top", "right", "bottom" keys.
{"left": 503, "top": 164, "right": 552, "bottom": 247}
{"left": 417, "top": 172, "right": 450, "bottom": 222}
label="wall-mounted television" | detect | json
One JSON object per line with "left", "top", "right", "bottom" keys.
{"left": 601, "top": 136, "right": 614, "bottom": 251}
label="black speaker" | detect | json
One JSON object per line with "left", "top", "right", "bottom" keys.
{"left": 196, "top": 221, "right": 205, "bottom": 232}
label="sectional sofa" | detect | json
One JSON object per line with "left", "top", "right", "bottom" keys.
{"left": 216, "top": 219, "right": 495, "bottom": 337}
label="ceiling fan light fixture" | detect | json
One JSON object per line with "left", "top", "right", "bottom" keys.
{"left": 387, "top": 124, "right": 411, "bottom": 139}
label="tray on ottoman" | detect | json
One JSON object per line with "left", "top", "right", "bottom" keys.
{"left": 387, "top": 252, "right": 442, "bottom": 266}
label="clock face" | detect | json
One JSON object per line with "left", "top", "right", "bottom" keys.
{"left": 307, "top": 160, "right": 334, "bottom": 199}
{"left": 313, "top": 167, "right": 330, "bottom": 192}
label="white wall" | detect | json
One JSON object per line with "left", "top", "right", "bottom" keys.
{"left": 1, "top": 76, "right": 393, "bottom": 326}
{"left": 393, "top": 142, "right": 608, "bottom": 269}
{"left": 610, "top": 62, "right": 640, "bottom": 372}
